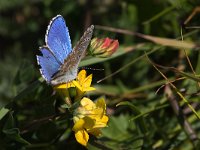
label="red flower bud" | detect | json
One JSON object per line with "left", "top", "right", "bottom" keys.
{"left": 90, "top": 37, "right": 119, "bottom": 57}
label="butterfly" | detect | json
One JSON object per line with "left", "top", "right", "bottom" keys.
{"left": 36, "top": 15, "right": 94, "bottom": 85}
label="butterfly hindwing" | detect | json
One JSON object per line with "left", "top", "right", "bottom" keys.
{"left": 46, "top": 15, "right": 72, "bottom": 64}
{"left": 50, "top": 25, "right": 94, "bottom": 85}
{"left": 36, "top": 47, "right": 61, "bottom": 83}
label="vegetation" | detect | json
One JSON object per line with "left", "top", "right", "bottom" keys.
{"left": 0, "top": 0, "right": 200, "bottom": 149}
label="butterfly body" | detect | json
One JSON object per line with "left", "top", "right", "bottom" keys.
{"left": 37, "top": 15, "right": 94, "bottom": 85}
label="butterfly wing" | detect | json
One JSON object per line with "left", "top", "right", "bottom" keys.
{"left": 46, "top": 15, "right": 72, "bottom": 64}
{"left": 36, "top": 47, "right": 61, "bottom": 83}
{"left": 50, "top": 25, "right": 94, "bottom": 85}
{"left": 37, "top": 15, "right": 72, "bottom": 83}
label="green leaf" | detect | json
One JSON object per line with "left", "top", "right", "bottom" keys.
{"left": 0, "top": 107, "right": 9, "bottom": 120}
{"left": 2, "top": 112, "right": 30, "bottom": 145}
{"left": 117, "top": 101, "right": 148, "bottom": 134}
{"left": 3, "top": 128, "right": 30, "bottom": 145}
{"left": 12, "top": 80, "right": 41, "bottom": 102}
{"left": 101, "top": 115, "right": 144, "bottom": 149}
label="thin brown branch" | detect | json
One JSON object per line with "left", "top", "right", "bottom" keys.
{"left": 165, "top": 85, "right": 198, "bottom": 142}
{"left": 20, "top": 114, "right": 62, "bottom": 134}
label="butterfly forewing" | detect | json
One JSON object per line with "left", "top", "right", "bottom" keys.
{"left": 46, "top": 15, "right": 72, "bottom": 64}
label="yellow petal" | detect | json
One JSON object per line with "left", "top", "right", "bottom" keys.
{"left": 89, "top": 108, "right": 104, "bottom": 119}
{"left": 66, "top": 81, "right": 75, "bottom": 88}
{"left": 83, "top": 74, "right": 93, "bottom": 88}
{"left": 75, "top": 130, "right": 89, "bottom": 146}
{"left": 72, "top": 80, "right": 82, "bottom": 91}
{"left": 53, "top": 82, "right": 75, "bottom": 90}
{"left": 80, "top": 97, "right": 96, "bottom": 109}
{"left": 53, "top": 83, "right": 67, "bottom": 89}
{"left": 92, "top": 115, "right": 109, "bottom": 128}
{"left": 101, "top": 115, "right": 109, "bottom": 124}
{"left": 77, "top": 70, "right": 87, "bottom": 85}
{"left": 73, "top": 118, "right": 85, "bottom": 131}
{"left": 84, "top": 87, "right": 96, "bottom": 91}
{"left": 98, "top": 115, "right": 109, "bottom": 126}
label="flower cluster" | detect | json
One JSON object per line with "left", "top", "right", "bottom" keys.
{"left": 54, "top": 70, "right": 109, "bottom": 146}
{"left": 73, "top": 97, "right": 108, "bottom": 146}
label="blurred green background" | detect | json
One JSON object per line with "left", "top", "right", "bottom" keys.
{"left": 1, "top": 0, "right": 200, "bottom": 149}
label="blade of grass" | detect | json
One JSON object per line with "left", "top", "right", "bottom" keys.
{"left": 143, "top": 6, "right": 175, "bottom": 25}
{"left": 129, "top": 104, "right": 169, "bottom": 121}
{"left": 80, "top": 44, "right": 144, "bottom": 67}
{"left": 152, "top": 63, "right": 200, "bottom": 82}
{"left": 97, "top": 45, "right": 162, "bottom": 83}
{"left": 95, "top": 25, "right": 199, "bottom": 50}
{"left": 146, "top": 55, "right": 200, "bottom": 120}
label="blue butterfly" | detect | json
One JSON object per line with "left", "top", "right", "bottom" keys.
{"left": 36, "top": 15, "right": 94, "bottom": 85}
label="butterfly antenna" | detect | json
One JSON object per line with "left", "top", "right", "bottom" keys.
{"left": 80, "top": 67, "right": 104, "bottom": 71}
{"left": 97, "top": 69, "right": 122, "bottom": 83}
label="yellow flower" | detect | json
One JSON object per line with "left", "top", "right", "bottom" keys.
{"left": 72, "top": 97, "right": 109, "bottom": 146}
{"left": 53, "top": 83, "right": 72, "bottom": 106}
{"left": 54, "top": 70, "right": 95, "bottom": 104}
{"left": 72, "top": 70, "right": 96, "bottom": 99}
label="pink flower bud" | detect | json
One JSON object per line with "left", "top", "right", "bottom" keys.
{"left": 90, "top": 37, "right": 119, "bottom": 57}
